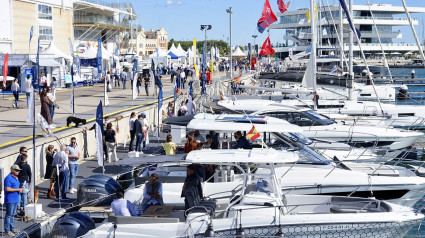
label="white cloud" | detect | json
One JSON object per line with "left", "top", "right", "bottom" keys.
{"left": 176, "top": 1, "right": 182, "bottom": 5}
{"left": 166, "top": 0, "right": 173, "bottom": 6}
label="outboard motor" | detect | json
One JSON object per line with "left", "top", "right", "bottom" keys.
{"left": 77, "top": 174, "right": 122, "bottom": 206}
{"left": 51, "top": 212, "right": 95, "bottom": 238}
{"left": 397, "top": 85, "right": 409, "bottom": 100}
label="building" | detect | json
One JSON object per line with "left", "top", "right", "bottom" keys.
{"left": 270, "top": 4, "right": 425, "bottom": 58}
{"left": 135, "top": 28, "right": 168, "bottom": 57}
{"left": 0, "top": 0, "right": 73, "bottom": 54}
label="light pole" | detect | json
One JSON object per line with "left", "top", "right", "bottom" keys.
{"left": 252, "top": 34, "right": 258, "bottom": 57}
{"left": 226, "top": 7, "right": 232, "bottom": 79}
{"left": 200, "top": 25, "right": 212, "bottom": 73}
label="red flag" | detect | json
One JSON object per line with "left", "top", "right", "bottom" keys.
{"left": 176, "top": 88, "right": 184, "bottom": 95}
{"left": 2, "top": 53, "right": 8, "bottom": 89}
{"left": 259, "top": 37, "right": 275, "bottom": 56}
{"left": 246, "top": 125, "right": 261, "bottom": 141}
{"left": 257, "top": 0, "right": 278, "bottom": 33}
{"left": 277, "top": 0, "right": 287, "bottom": 13}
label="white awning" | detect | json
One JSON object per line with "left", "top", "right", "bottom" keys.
{"left": 30, "top": 58, "right": 62, "bottom": 67}
{"left": 0, "top": 58, "right": 26, "bottom": 66}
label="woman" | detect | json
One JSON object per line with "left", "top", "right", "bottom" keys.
{"left": 11, "top": 78, "right": 20, "bottom": 108}
{"left": 46, "top": 87, "right": 58, "bottom": 122}
{"left": 183, "top": 135, "right": 197, "bottom": 153}
{"left": 143, "top": 73, "right": 150, "bottom": 96}
{"left": 136, "top": 74, "right": 143, "bottom": 96}
{"left": 45, "top": 145, "right": 56, "bottom": 199}
{"left": 40, "top": 90, "right": 52, "bottom": 125}
{"left": 103, "top": 122, "right": 118, "bottom": 162}
{"left": 162, "top": 134, "right": 176, "bottom": 155}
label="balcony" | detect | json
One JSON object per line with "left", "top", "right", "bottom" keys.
{"left": 73, "top": 15, "right": 130, "bottom": 29}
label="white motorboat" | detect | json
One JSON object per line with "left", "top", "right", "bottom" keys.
{"left": 83, "top": 150, "right": 423, "bottom": 238}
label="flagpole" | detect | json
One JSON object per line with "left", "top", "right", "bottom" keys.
{"left": 32, "top": 37, "right": 39, "bottom": 221}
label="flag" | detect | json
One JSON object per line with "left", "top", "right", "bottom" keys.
{"left": 330, "top": 65, "right": 337, "bottom": 73}
{"left": 2, "top": 53, "right": 9, "bottom": 89}
{"left": 246, "top": 125, "right": 261, "bottom": 141}
{"left": 305, "top": 4, "right": 318, "bottom": 23}
{"left": 277, "top": 0, "right": 287, "bottom": 13}
{"left": 75, "top": 56, "right": 81, "bottom": 78}
{"left": 193, "top": 38, "right": 199, "bottom": 77}
{"left": 132, "top": 59, "right": 138, "bottom": 100}
{"left": 176, "top": 88, "right": 184, "bottom": 95}
{"left": 29, "top": 26, "right": 34, "bottom": 45}
{"left": 26, "top": 90, "right": 34, "bottom": 123}
{"left": 69, "top": 39, "right": 75, "bottom": 115}
{"left": 339, "top": 0, "right": 361, "bottom": 39}
{"left": 187, "top": 82, "right": 194, "bottom": 115}
{"left": 259, "top": 37, "right": 275, "bottom": 56}
{"left": 322, "top": 28, "right": 327, "bottom": 36}
{"left": 233, "top": 75, "right": 242, "bottom": 83}
{"left": 248, "top": 43, "right": 252, "bottom": 64}
{"left": 306, "top": 45, "right": 312, "bottom": 54}
{"left": 257, "top": 0, "right": 278, "bottom": 33}
{"left": 158, "top": 87, "right": 163, "bottom": 112}
{"left": 95, "top": 101, "right": 104, "bottom": 167}
{"left": 286, "top": 1, "right": 291, "bottom": 8}
{"left": 214, "top": 43, "right": 217, "bottom": 61}
{"left": 298, "top": 18, "right": 305, "bottom": 25}
{"left": 210, "top": 61, "right": 214, "bottom": 75}
{"left": 320, "top": 17, "right": 327, "bottom": 25}
{"left": 202, "top": 40, "right": 206, "bottom": 73}
{"left": 97, "top": 39, "right": 102, "bottom": 75}
{"left": 299, "top": 31, "right": 305, "bottom": 39}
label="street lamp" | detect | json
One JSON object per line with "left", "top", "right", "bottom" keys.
{"left": 252, "top": 34, "right": 258, "bottom": 57}
{"left": 200, "top": 25, "right": 212, "bottom": 73}
{"left": 226, "top": 7, "right": 232, "bottom": 78}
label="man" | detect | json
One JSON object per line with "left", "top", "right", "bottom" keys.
{"left": 134, "top": 114, "right": 144, "bottom": 152}
{"left": 202, "top": 134, "right": 214, "bottom": 149}
{"left": 16, "top": 154, "right": 31, "bottom": 216}
{"left": 24, "top": 75, "right": 32, "bottom": 108}
{"left": 40, "top": 72, "right": 47, "bottom": 90}
{"left": 232, "top": 131, "right": 252, "bottom": 149}
{"left": 11, "top": 78, "right": 20, "bottom": 108}
{"left": 66, "top": 137, "right": 80, "bottom": 194}
{"left": 141, "top": 173, "right": 164, "bottom": 213}
{"left": 179, "top": 69, "right": 186, "bottom": 89}
{"left": 143, "top": 73, "right": 150, "bottom": 96}
{"left": 4, "top": 165, "right": 24, "bottom": 236}
{"left": 113, "top": 68, "right": 120, "bottom": 88}
{"left": 181, "top": 164, "right": 203, "bottom": 211}
{"left": 121, "top": 68, "right": 127, "bottom": 89}
{"left": 15, "top": 147, "right": 27, "bottom": 164}
{"left": 52, "top": 145, "right": 69, "bottom": 201}
{"left": 193, "top": 130, "right": 206, "bottom": 143}
{"left": 129, "top": 112, "right": 137, "bottom": 152}
{"left": 111, "top": 189, "right": 138, "bottom": 216}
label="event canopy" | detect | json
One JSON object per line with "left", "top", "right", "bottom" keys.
{"left": 168, "top": 51, "right": 180, "bottom": 59}
{"left": 148, "top": 48, "right": 169, "bottom": 59}
{"left": 41, "top": 41, "right": 72, "bottom": 60}
{"left": 176, "top": 44, "right": 187, "bottom": 57}
{"left": 78, "top": 46, "right": 112, "bottom": 59}
{"left": 232, "top": 47, "right": 247, "bottom": 57}
{"left": 168, "top": 43, "right": 184, "bottom": 58}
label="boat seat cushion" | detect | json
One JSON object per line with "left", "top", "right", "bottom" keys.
{"left": 108, "top": 215, "right": 179, "bottom": 224}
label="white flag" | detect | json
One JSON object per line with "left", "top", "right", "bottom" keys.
{"left": 299, "top": 32, "right": 305, "bottom": 39}
{"left": 26, "top": 91, "right": 34, "bottom": 123}
{"left": 320, "top": 17, "right": 327, "bottom": 25}
{"left": 322, "top": 28, "right": 327, "bottom": 36}
{"left": 298, "top": 18, "right": 305, "bottom": 25}
{"left": 95, "top": 123, "right": 103, "bottom": 166}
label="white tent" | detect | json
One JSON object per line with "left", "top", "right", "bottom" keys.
{"left": 41, "top": 41, "right": 72, "bottom": 60}
{"left": 168, "top": 43, "right": 183, "bottom": 57}
{"left": 78, "top": 46, "right": 112, "bottom": 59}
{"left": 232, "top": 47, "right": 247, "bottom": 57}
{"left": 176, "top": 44, "right": 187, "bottom": 57}
{"left": 149, "top": 48, "right": 170, "bottom": 66}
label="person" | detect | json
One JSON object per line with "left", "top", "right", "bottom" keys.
{"left": 184, "top": 135, "right": 197, "bottom": 153}
{"left": 111, "top": 189, "right": 138, "bottom": 216}
{"left": 11, "top": 78, "right": 20, "bottom": 108}
{"left": 170, "top": 66, "right": 175, "bottom": 83}
{"left": 24, "top": 75, "right": 32, "bottom": 108}
{"left": 129, "top": 112, "right": 137, "bottom": 152}
{"left": 106, "top": 71, "right": 111, "bottom": 92}
{"left": 16, "top": 154, "right": 31, "bottom": 216}
{"left": 141, "top": 113, "right": 150, "bottom": 151}
{"left": 202, "top": 134, "right": 214, "bottom": 149}
{"left": 134, "top": 114, "right": 144, "bottom": 152}
{"left": 114, "top": 68, "right": 120, "bottom": 88}
{"left": 104, "top": 122, "right": 118, "bottom": 163}
{"left": 40, "top": 90, "right": 52, "bottom": 126}
{"left": 66, "top": 137, "right": 80, "bottom": 194}
{"left": 193, "top": 130, "right": 205, "bottom": 143}
{"left": 15, "top": 147, "right": 27, "bottom": 164}
{"left": 51, "top": 77, "right": 57, "bottom": 98}
{"left": 141, "top": 173, "right": 164, "bottom": 213}
{"left": 232, "top": 131, "right": 252, "bottom": 149}
{"left": 46, "top": 86, "right": 59, "bottom": 123}
{"left": 40, "top": 72, "right": 47, "bottom": 90}
{"left": 136, "top": 74, "right": 142, "bottom": 96}
{"left": 121, "top": 68, "right": 127, "bottom": 89}
{"left": 411, "top": 69, "right": 415, "bottom": 79}
{"left": 143, "top": 73, "right": 150, "bottom": 96}
{"left": 181, "top": 164, "right": 203, "bottom": 211}
{"left": 52, "top": 145, "right": 69, "bottom": 201}
{"left": 180, "top": 69, "right": 186, "bottom": 89}
{"left": 162, "top": 134, "right": 176, "bottom": 155}
{"left": 4, "top": 164, "right": 24, "bottom": 236}
{"left": 45, "top": 145, "right": 56, "bottom": 199}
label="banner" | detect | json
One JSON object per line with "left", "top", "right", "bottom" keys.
{"left": 257, "top": 0, "right": 277, "bottom": 33}
{"left": 95, "top": 101, "right": 104, "bottom": 167}
{"left": 29, "top": 26, "right": 34, "bottom": 44}
{"left": 2, "top": 53, "right": 9, "bottom": 89}
{"left": 97, "top": 39, "right": 102, "bottom": 75}
{"left": 214, "top": 43, "right": 217, "bottom": 61}
{"left": 248, "top": 43, "right": 252, "bottom": 65}
{"left": 69, "top": 39, "right": 75, "bottom": 115}
{"left": 193, "top": 38, "right": 199, "bottom": 77}
{"left": 259, "top": 37, "right": 275, "bottom": 56}
{"left": 187, "top": 82, "right": 194, "bottom": 115}
{"left": 132, "top": 59, "right": 138, "bottom": 100}
{"left": 26, "top": 91, "right": 34, "bottom": 123}
{"left": 339, "top": 0, "right": 361, "bottom": 39}
{"left": 202, "top": 40, "right": 206, "bottom": 73}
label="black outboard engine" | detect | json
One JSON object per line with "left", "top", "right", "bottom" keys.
{"left": 51, "top": 212, "right": 95, "bottom": 238}
{"left": 397, "top": 85, "right": 409, "bottom": 100}
{"left": 77, "top": 174, "right": 122, "bottom": 206}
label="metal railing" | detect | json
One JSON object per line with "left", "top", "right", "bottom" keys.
{"left": 74, "top": 15, "right": 130, "bottom": 28}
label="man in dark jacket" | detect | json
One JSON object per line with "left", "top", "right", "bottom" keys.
{"left": 232, "top": 131, "right": 252, "bottom": 149}
{"left": 16, "top": 154, "right": 31, "bottom": 216}
{"left": 181, "top": 164, "right": 203, "bottom": 211}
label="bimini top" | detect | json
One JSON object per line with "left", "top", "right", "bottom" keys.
{"left": 187, "top": 113, "right": 302, "bottom": 133}
{"left": 186, "top": 148, "right": 299, "bottom": 164}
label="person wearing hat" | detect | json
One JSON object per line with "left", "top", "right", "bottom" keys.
{"left": 4, "top": 164, "right": 24, "bottom": 236}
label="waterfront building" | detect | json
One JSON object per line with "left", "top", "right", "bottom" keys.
{"left": 270, "top": 4, "right": 425, "bottom": 59}
{"left": 133, "top": 28, "right": 168, "bottom": 57}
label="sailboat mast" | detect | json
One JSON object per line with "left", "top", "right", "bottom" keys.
{"left": 348, "top": 0, "right": 353, "bottom": 100}
{"left": 339, "top": 5, "right": 344, "bottom": 71}
{"left": 311, "top": 0, "right": 317, "bottom": 110}
{"left": 401, "top": 0, "right": 425, "bottom": 65}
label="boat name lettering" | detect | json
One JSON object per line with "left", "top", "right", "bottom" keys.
{"left": 84, "top": 189, "right": 96, "bottom": 192}
{"left": 321, "top": 224, "right": 353, "bottom": 230}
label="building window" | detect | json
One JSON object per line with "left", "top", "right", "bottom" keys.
{"left": 39, "top": 26, "right": 53, "bottom": 40}
{"left": 38, "top": 4, "right": 52, "bottom": 20}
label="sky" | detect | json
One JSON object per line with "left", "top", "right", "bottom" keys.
{"left": 128, "top": 0, "right": 425, "bottom": 48}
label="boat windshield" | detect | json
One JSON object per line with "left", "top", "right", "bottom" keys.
{"left": 303, "top": 110, "right": 335, "bottom": 125}
{"left": 249, "top": 169, "right": 279, "bottom": 197}
{"left": 298, "top": 145, "right": 330, "bottom": 165}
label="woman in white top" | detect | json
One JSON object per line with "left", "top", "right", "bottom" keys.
{"left": 46, "top": 86, "right": 58, "bottom": 123}
{"left": 11, "top": 78, "right": 20, "bottom": 108}
{"left": 24, "top": 75, "right": 33, "bottom": 108}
